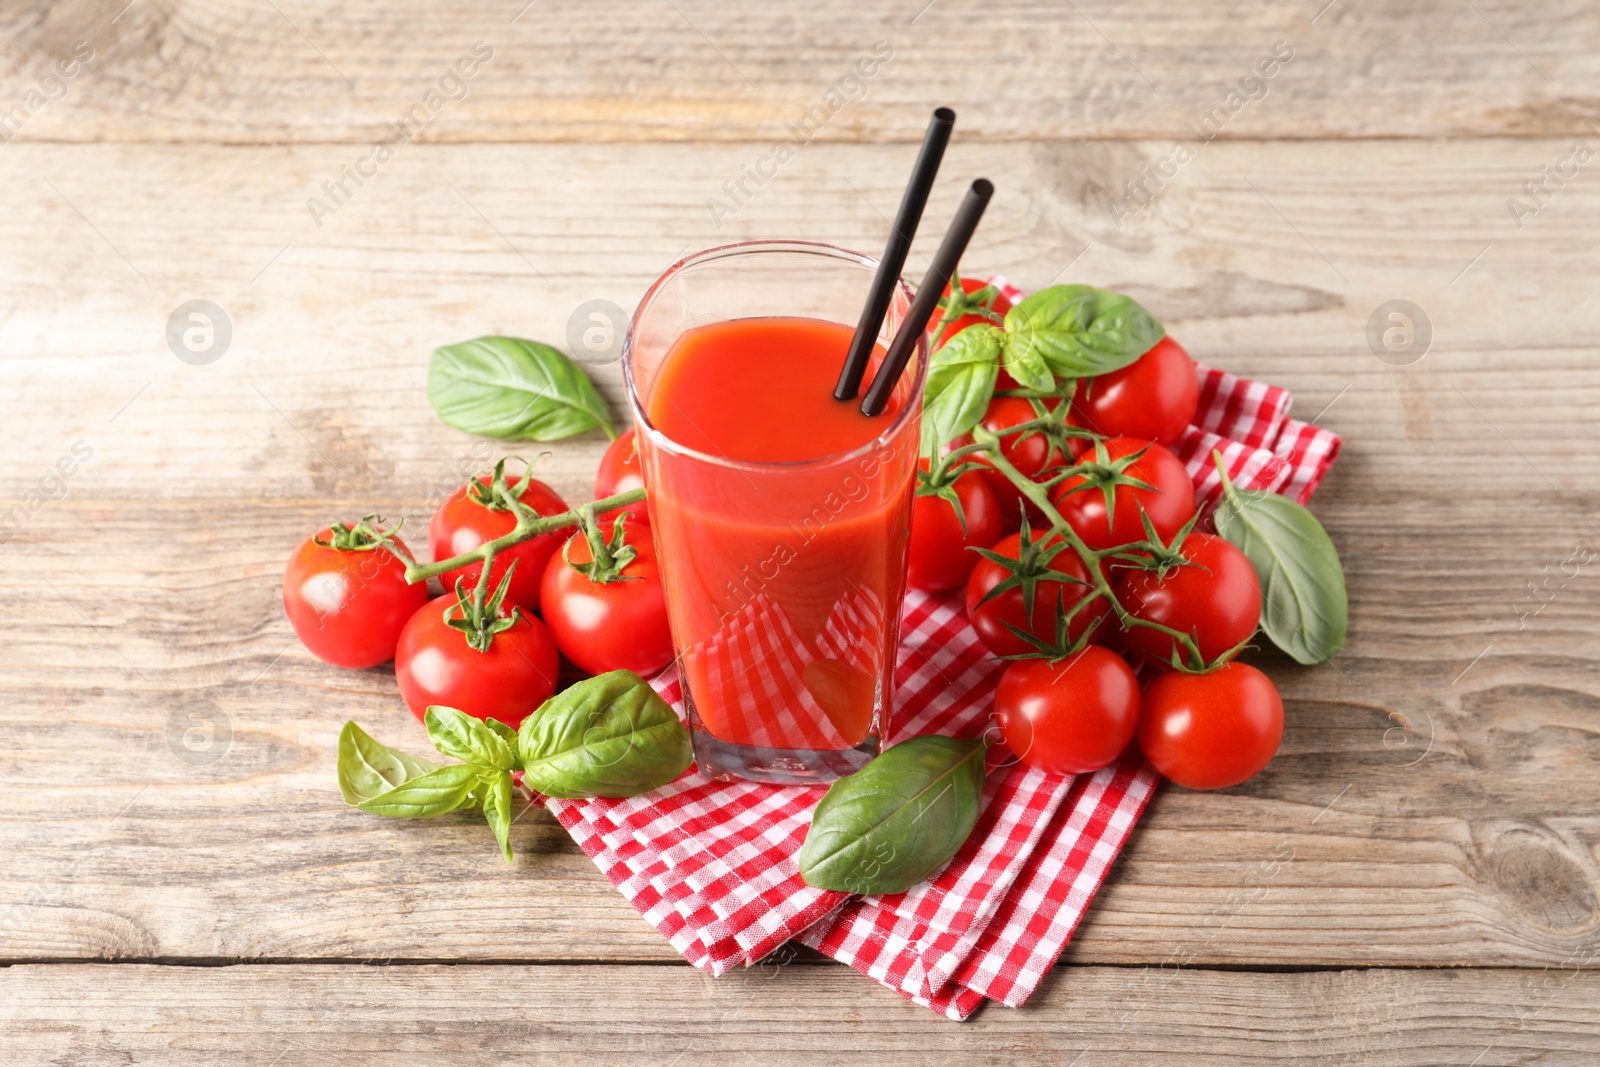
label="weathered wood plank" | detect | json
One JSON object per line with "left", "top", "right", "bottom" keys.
{"left": 2, "top": 138, "right": 1598, "bottom": 489}
{"left": 2, "top": 139, "right": 1597, "bottom": 968}
{"left": 2, "top": 963, "right": 1598, "bottom": 1064}
{"left": 1, "top": 0, "right": 1596, "bottom": 144}
{"left": 2, "top": 505, "right": 1596, "bottom": 969}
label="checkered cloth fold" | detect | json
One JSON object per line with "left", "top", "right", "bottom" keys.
{"left": 544, "top": 281, "right": 1341, "bottom": 1019}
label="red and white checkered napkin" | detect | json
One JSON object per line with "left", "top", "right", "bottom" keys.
{"left": 543, "top": 287, "right": 1342, "bottom": 1020}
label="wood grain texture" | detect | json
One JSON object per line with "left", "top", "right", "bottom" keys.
{"left": 0, "top": 0, "right": 1596, "bottom": 144}
{"left": 3, "top": 963, "right": 1599, "bottom": 1064}
{"left": 1, "top": 139, "right": 1598, "bottom": 970}
{"left": 3, "top": 138, "right": 1599, "bottom": 486}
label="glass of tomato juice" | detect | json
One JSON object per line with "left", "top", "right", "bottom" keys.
{"left": 623, "top": 241, "right": 928, "bottom": 783}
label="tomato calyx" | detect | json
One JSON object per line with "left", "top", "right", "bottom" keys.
{"left": 465, "top": 456, "right": 544, "bottom": 513}
{"left": 968, "top": 524, "right": 1111, "bottom": 661}
{"left": 992, "top": 395, "right": 1094, "bottom": 469}
{"left": 917, "top": 441, "right": 993, "bottom": 536}
{"left": 315, "top": 514, "right": 402, "bottom": 553}
{"left": 998, "top": 593, "right": 1109, "bottom": 661}
{"left": 445, "top": 550, "right": 525, "bottom": 653}
{"left": 1161, "top": 628, "right": 1257, "bottom": 675}
{"left": 970, "top": 521, "right": 1093, "bottom": 616}
{"left": 1102, "top": 506, "right": 1203, "bottom": 577}
{"left": 931, "top": 269, "right": 1007, "bottom": 346}
{"left": 1042, "top": 438, "right": 1157, "bottom": 531}
{"left": 562, "top": 505, "right": 640, "bottom": 586}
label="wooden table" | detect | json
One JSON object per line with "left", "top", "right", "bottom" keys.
{"left": 3, "top": 2, "right": 1597, "bottom": 1062}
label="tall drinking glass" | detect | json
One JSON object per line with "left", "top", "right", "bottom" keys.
{"left": 623, "top": 241, "right": 928, "bottom": 784}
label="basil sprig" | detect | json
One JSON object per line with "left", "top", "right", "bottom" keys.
{"left": 799, "top": 735, "right": 987, "bottom": 894}
{"left": 1214, "top": 456, "right": 1348, "bottom": 665}
{"left": 429, "top": 336, "right": 616, "bottom": 441}
{"left": 335, "top": 672, "right": 693, "bottom": 862}
{"left": 921, "top": 284, "right": 1163, "bottom": 449}
{"left": 517, "top": 670, "right": 694, "bottom": 798}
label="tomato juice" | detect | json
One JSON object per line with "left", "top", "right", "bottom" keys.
{"left": 638, "top": 315, "right": 919, "bottom": 775}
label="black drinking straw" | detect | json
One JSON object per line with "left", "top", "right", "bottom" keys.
{"left": 833, "top": 107, "right": 956, "bottom": 402}
{"left": 859, "top": 178, "right": 994, "bottom": 418}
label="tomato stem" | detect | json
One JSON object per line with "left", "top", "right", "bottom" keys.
{"left": 466, "top": 456, "right": 544, "bottom": 512}
{"left": 564, "top": 504, "right": 640, "bottom": 585}
{"left": 970, "top": 426, "right": 1209, "bottom": 665}
{"left": 386, "top": 487, "right": 647, "bottom": 585}
{"left": 921, "top": 441, "right": 991, "bottom": 493}
{"left": 443, "top": 548, "right": 524, "bottom": 653}
{"left": 315, "top": 514, "right": 402, "bottom": 552}
{"left": 929, "top": 269, "right": 1007, "bottom": 347}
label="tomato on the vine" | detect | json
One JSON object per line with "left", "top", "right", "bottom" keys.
{"left": 594, "top": 428, "right": 648, "bottom": 527}
{"left": 965, "top": 529, "right": 1110, "bottom": 658}
{"left": 1071, "top": 336, "right": 1199, "bottom": 445}
{"left": 932, "top": 275, "right": 1011, "bottom": 351}
{"left": 541, "top": 518, "right": 674, "bottom": 677}
{"left": 963, "top": 395, "right": 1062, "bottom": 528}
{"left": 394, "top": 593, "right": 559, "bottom": 729}
{"left": 907, "top": 459, "right": 1003, "bottom": 593}
{"left": 1115, "top": 532, "right": 1261, "bottom": 666}
{"left": 1138, "top": 662, "right": 1284, "bottom": 790}
{"left": 429, "top": 468, "right": 569, "bottom": 612}
{"left": 1050, "top": 437, "right": 1196, "bottom": 552}
{"left": 283, "top": 524, "right": 429, "bottom": 669}
{"left": 994, "top": 646, "right": 1140, "bottom": 775}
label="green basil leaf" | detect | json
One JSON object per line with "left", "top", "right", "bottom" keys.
{"left": 425, "top": 706, "right": 515, "bottom": 771}
{"left": 999, "top": 332, "right": 1054, "bottom": 392}
{"left": 921, "top": 325, "right": 1001, "bottom": 454}
{"left": 337, "top": 721, "right": 440, "bottom": 806}
{"left": 1214, "top": 467, "right": 1348, "bottom": 665}
{"left": 482, "top": 717, "right": 518, "bottom": 746}
{"left": 1003, "top": 285, "right": 1164, "bottom": 378}
{"left": 516, "top": 670, "right": 694, "bottom": 798}
{"left": 355, "top": 763, "right": 481, "bottom": 818}
{"left": 799, "top": 735, "right": 987, "bottom": 894}
{"left": 429, "top": 336, "right": 616, "bottom": 441}
{"left": 481, "top": 771, "right": 515, "bottom": 863}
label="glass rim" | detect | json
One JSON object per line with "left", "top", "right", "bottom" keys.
{"left": 622, "top": 239, "right": 929, "bottom": 473}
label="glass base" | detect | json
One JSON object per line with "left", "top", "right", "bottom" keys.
{"left": 691, "top": 725, "right": 878, "bottom": 785}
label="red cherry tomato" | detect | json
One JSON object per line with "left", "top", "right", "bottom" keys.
{"left": 394, "top": 594, "right": 559, "bottom": 729}
{"left": 1115, "top": 533, "right": 1261, "bottom": 666}
{"left": 965, "top": 530, "right": 1111, "bottom": 658}
{"left": 283, "top": 528, "right": 429, "bottom": 669}
{"left": 429, "top": 472, "right": 569, "bottom": 612}
{"left": 540, "top": 519, "right": 675, "bottom": 677}
{"left": 1071, "top": 337, "right": 1199, "bottom": 445}
{"left": 1050, "top": 437, "right": 1196, "bottom": 552}
{"left": 907, "top": 460, "right": 1003, "bottom": 592}
{"left": 994, "top": 647, "right": 1140, "bottom": 775}
{"left": 963, "top": 395, "right": 1062, "bottom": 529}
{"left": 595, "top": 428, "right": 648, "bottom": 527}
{"left": 933, "top": 276, "right": 1012, "bottom": 350}
{"left": 1138, "top": 662, "right": 1284, "bottom": 790}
